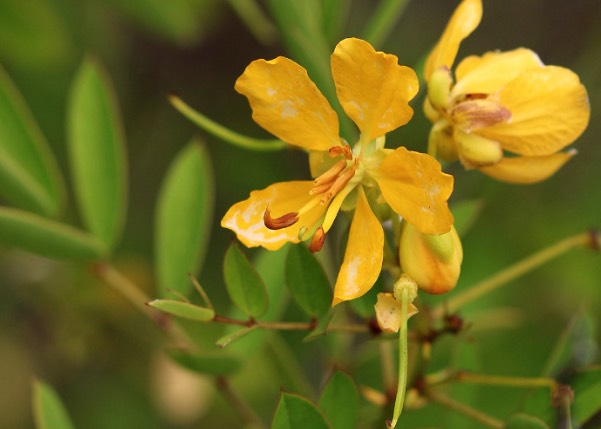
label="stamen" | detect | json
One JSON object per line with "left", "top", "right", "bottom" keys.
{"left": 309, "top": 227, "right": 326, "bottom": 253}
{"left": 310, "top": 181, "right": 335, "bottom": 195}
{"left": 263, "top": 205, "right": 298, "bottom": 230}
{"left": 320, "top": 166, "right": 356, "bottom": 204}
{"left": 314, "top": 159, "right": 347, "bottom": 186}
{"left": 329, "top": 145, "right": 353, "bottom": 160}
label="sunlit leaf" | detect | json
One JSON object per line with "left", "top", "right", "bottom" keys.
{"left": 67, "top": 58, "right": 127, "bottom": 251}
{"left": 33, "top": 380, "right": 75, "bottom": 429}
{"left": 147, "top": 299, "right": 215, "bottom": 322}
{"left": 0, "top": 206, "right": 106, "bottom": 260}
{"left": 155, "top": 142, "right": 214, "bottom": 296}
{"left": 0, "top": 66, "right": 64, "bottom": 216}
{"left": 319, "top": 371, "right": 358, "bottom": 429}
{"left": 506, "top": 413, "right": 551, "bottom": 429}
{"left": 271, "top": 392, "right": 331, "bottom": 429}
{"left": 452, "top": 199, "right": 484, "bottom": 238}
{"left": 169, "top": 350, "right": 242, "bottom": 376}
{"left": 224, "top": 243, "right": 269, "bottom": 319}
{"left": 286, "top": 244, "right": 332, "bottom": 318}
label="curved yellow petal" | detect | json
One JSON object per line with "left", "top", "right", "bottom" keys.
{"left": 479, "top": 66, "right": 590, "bottom": 156}
{"left": 374, "top": 147, "right": 454, "bottom": 235}
{"left": 221, "top": 181, "right": 326, "bottom": 250}
{"left": 374, "top": 293, "right": 419, "bottom": 333}
{"left": 424, "top": 0, "right": 482, "bottom": 81}
{"left": 235, "top": 57, "right": 340, "bottom": 151}
{"left": 453, "top": 48, "right": 543, "bottom": 96}
{"left": 479, "top": 150, "right": 576, "bottom": 184}
{"left": 331, "top": 38, "right": 418, "bottom": 141}
{"left": 333, "top": 187, "right": 383, "bottom": 305}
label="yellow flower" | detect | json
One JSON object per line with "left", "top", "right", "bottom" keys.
{"left": 424, "top": 0, "right": 590, "bottom": 184}
{"left": 221, "top": 38, "right": 454, "bottom": 305}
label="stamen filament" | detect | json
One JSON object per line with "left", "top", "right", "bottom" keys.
{"left": 314, "top": 159, "right": 347, "bottom": 185}
{"left": 320, "top": 167, "right": 356, "bottom": 204}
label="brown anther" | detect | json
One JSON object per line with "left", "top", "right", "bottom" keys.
{"left": 309, "top": 227, "right": 325, "bottom": 253}
{"left": 464, "top": 93, "right": 488, "bottom": 100}
{"left": 263, "top": 206, "right": 298, "bottom": 230}
{"left": 451, "top": 99, "right": 511, "bottom": 130}
{"left": 320, "top": 166, "right": 356, "bottom": 204}
{"left": 328, "top": 145, "right": 353, "bottom": 160}
{"left": 314, "top": 159, "right": 347, "bottom": 186}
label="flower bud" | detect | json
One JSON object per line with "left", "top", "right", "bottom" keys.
{"left": 429, "top": 120, "right": 459, "bottom": 162}
{"left": 399, "top": 223, "right": 463, "bottom": 294}
{"left": 428, "top": 67, "right": 453, "bottom": 110}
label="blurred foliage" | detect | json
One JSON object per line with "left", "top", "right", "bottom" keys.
{"left": 0, "top": 0, "right": 600, "bottom": 428}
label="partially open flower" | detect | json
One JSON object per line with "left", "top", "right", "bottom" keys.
{"left": 424, "top": 0, "right": 590, "bottom": 184}
{"left": 399, "top": 223, "right": 462, "bottom": 294}
{"left": 375, "top": 293, "right": 418, "bottom": 334}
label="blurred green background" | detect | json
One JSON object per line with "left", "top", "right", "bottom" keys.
{"left": 1, "top": 0, "right": 600, "bottom": 428}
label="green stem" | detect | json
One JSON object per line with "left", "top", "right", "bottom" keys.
{"left": 169, "top": 95, "right": 287, "bottom": 152}
{"left": 388, "top": 288, "right": 409, "bottom": 428}
{"left": 432, "top": 232, "right": 592, "bottom": 319}
{"left": 426, "top": 389, "right": 504, "bottom": 429}
{"left": 226, "top": 0, "right": 277, "bottom": 45}
{"left": 94, "top": 263, "right": 193, "bottom": 348}
{"left": 456, "top": 372, "right": 557, "bottom": 391}
{"left": 216, "top": 377, "right": 266, "bottom": 429}
{"left": 212, "top": 314, "right": 369, "bottom": 333}
{"left": 362, "top": 0, "right": 411, "bottom": 48}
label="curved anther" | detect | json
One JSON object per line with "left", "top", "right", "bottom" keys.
{"left": 309, "top": 227, "right": 326, "bottom": 253}
{"left": 329, "top": 145, "right": 353, "bottom": 160}
{"left": 263, "top": 205, "right": 299, "bottom": 230}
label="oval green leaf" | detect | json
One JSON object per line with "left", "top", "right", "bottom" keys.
{"left": 169, "top": 350, "right": 242, "bottom": 376}
{"left": 67, "top": 58, "right": 127, "bottom": 251}
{"left": 224, "top": 243, "right": 269, "bottom": 319}
{"left": 147, "top": 299, "right": 215, "bottom": 322}
{"left": 155, "top": 141, "right": 214, "bottom": 296}
{"left": 0, "top": 66, "right": 64, "bottom": 216}
{"left": 319, "top": 371, "right": 358, "bottom": 429}
{"left": 0, "top": 206, "right": 106, "bottom": 260}
{"left": 506, "top": 413, "right": 551, "bottom": 429}
{"left": 286, "top": 244, "right": 332, "bottom": 318}
{"left": 33, "top": 380, "right": 75, "bottom": 429}
{"left": 271, "top": 392, "right": 331, "bottom": 429}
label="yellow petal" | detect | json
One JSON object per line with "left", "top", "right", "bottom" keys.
{"left": 453, "top": 48, "right": 543, "bottom": 96}
{"left": 221, "top": 181, "right": 326, "bottom": 250}
{"left": 374, "top": 293, "right": 418, "bottom": 334}
{"left": 333, "top": 187, "right": 383, "bottom": 305}
{"left": 331, "top": 38, "right": 418, "bottom": 141}
{"left": 454, "top": 130, "right": 503, "bottom": 169}
{"left": 479, "top": 150, "right": 576, "bottom": 184}
{"left": 235, "top": 57, "right": 340, "bottom": 151}
{"left": 399, "top": 224, "right": 463, "bottom": 295}
{"left": 479, "top": 66, "right": 590, "bottom": 156}
{"left": 424, "top": 0, "right": 482, "bottom": 81}
{"left": 374, "top": 147, "right": 454, "bottom": 235}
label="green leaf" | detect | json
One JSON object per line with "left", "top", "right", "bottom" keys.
{"left": 319, "top": 371, "right": 358, "bottom": 429}
{"left": 33, "top": 380, "right": 75, "bottom": 429}
{"left": 67, "top": 58, "right": 127, "bottom": 252}
{"left": 303, "top": 310, "right": 334, "bottom": 342}
{"left": 271, "top": 392, "right": 331, "bottom": 429}
{"left": 452, "top": 199, "right": 484, "bottom": 238}
{"left": 224, "top": 243, "right": 269, "bottom": 319}
{"left": 147, "top": 300, "right": 215, "bottom": 322}
{"left": 506, "top": 413, "right": 551, "bottom": 429}
{"left": 105, "top": 0, "right": 223, "bottom": 46}
{"left": 286, "top": 245, "right": 332, "bottom": 318}
{"left": 155, "top": 142, "right": 214, "bottom": 296}
{"left": 169, "top": 350, "right": 242, "bottom": 376}
{"left": 216, "top": 325, "right": 258, "bottom": 348}
{"left": 0, "top": 207, "right": 106, "bottom": 260}
{"left": 571, "top": 368, "right": 601, "bottom": 426}
{"left": 0, "top": 66, "right": 64, "bottom": 216}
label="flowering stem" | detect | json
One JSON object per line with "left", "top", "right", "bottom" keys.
{"left": 213, "top": 314, "right": 369, "bottom": 333}
{"left": 388, "top": 288, "right": 409, "bottom": 428}
{"left": 425, "top": 389, "right": 504, "bottom": 429}
{"left": 432, "top": 231, "right": 594, "bottom": 319}
{"left": 362, "top": 0, "right": 411, "bottom": 48}
{"left": 169, "top": 95, "right": 287, "bottom": 152}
